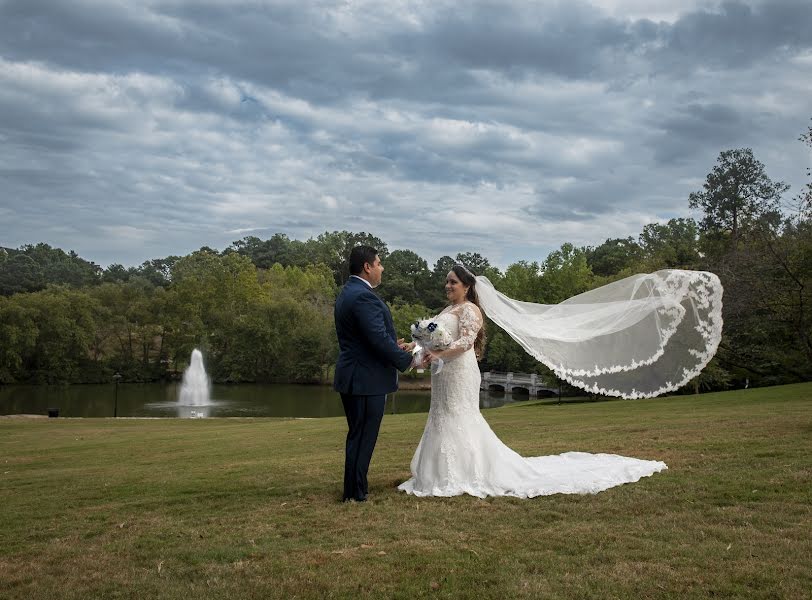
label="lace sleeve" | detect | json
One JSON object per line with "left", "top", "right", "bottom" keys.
{"left": 442, "top": 303, "right": 483, "bottom": 359}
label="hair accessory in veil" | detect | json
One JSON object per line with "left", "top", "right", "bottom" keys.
{"left": 455, "top": 263, "right": 476, "bottom": 278}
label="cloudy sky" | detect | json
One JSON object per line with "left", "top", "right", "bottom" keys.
{"left": 1, "top": 0, "right": 810, "bottom": 269}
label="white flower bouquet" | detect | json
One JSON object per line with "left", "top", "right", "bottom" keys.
{"left": 410, "top": 319, "right": 453, "bottom": 374}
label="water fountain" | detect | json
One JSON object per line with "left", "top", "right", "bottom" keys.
{"left": 178, "top": 349, "right": 211, "bottom": 414}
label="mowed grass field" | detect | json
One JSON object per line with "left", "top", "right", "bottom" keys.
{"left": 1, "top": 383, "right": 810, "bottom": 599}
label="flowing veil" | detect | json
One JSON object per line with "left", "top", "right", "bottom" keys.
{"left": 475, "top": 270, "right": 723, "bottom": 399}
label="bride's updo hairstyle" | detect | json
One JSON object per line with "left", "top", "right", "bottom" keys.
{"left": 451, "top": 264, "right": 487, "bottom": 359}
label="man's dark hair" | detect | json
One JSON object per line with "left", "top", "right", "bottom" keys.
{"left": 348, "top": 245, "right": 379, "bottom": 275}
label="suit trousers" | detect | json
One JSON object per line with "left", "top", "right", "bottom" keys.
{"left": 340, "top": 393, "right": 386, "bottom": 501}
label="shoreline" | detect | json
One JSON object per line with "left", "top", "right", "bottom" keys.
{"left": 396, "top": 379, "right": 432, "bottom": 391}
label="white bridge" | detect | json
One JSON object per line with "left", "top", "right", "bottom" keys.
{"left": 481, "top": 372, "right": 559, "bottom": 395}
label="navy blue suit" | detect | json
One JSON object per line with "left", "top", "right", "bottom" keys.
{"left": 333, "top": 276, "right": 413, "bottom": 501}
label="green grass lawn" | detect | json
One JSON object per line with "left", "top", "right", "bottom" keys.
{"left": 2, "top": 384, "right": 811, "bottom": 599}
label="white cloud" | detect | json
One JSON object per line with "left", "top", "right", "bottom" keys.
{"left": 0, "top": 0, "right": 809, "bottom": 269}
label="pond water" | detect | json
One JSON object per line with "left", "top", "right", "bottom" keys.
{"left": 0, "top": 382, "right": 531, "bottom": 418}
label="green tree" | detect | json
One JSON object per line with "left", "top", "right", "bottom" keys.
{"left": 0, "top": 253, "right": 44, "bottom": 295}
{"left": 23, "top": 287, "right": 99, "bottom": 383}
{"left": 0, "top": 295, "right": 38, "bottom": 382}
{"left": 421, "top": 256, "right": 454, "bottom": 310}
{"left": 228, "top": 234, "right": 307, "bottom": 270}
{"left": 253, "top": 263, "right": 338, "bottom": 382}
{"left": 102, "top": 263, "right": 130, "bottom": 283}
{"left": 171, "top": 251, "right": 264, "bottom": 376}
{"left": 799, "top": 119, "right": 812, "bottom": 213}
{"left": 638, "top": 218, "right": 701, "bottom": 269}
{"left": 307, "top": 231, "right": 389, "bottom": 286}
{"left": 0, "top": 243, "right": 102, "bottom": 294}
{"left": 586, "top": 237, "right": 642, "bottom": 277}
{"left": 689, "top": 149, "right": 789, "bottom": 252}
{"left": 389, "top": 302, "right": 432, "bottom": 341}
{"left": 378, "top": 249, "right": 430, "bottom": 305}
{"left": 687, "top": 138, "right": 809, "bottom": 388}
{"left": 481, "top": 328, "right": 545, "bottom": 375}
{"left": 733, "top": 209, "right": 812, "bottom": 377}
{"left": 689, "top": 357, "right": 732, "bottom": 393}
{"left": 498, "top": 261, "right": 543, "bottom": 302}
{"left": 85, "top": 278, "right": 167, "bottom": 380}
{"left": 538, "top": 243, "right": 593, "bottom": 303}
{"left": 133, "top": 257, "right": 179, "bottom": 287}
{"left": 455, "top": 252, "right": 491, "bottom": 274}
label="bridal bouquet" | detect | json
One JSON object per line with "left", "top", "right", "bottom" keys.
{"left": 410, "top": 319, "right": 452, "bottom": 374}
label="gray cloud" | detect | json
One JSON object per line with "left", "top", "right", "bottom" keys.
{"left": 654, "top": 0, "right": 812, "bottom": 72}
{"left": 0, "top": 0, "right": 809, "bottom": 269}
{"left": 648, "top": 102, "right": 749, "bottom": 165}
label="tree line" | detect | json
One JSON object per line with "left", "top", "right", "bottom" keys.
{"left": 2, "top": 123, "right": 810, "bottom": 390}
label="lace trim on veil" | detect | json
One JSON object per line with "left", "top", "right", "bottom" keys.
{"left": 476, "top": 270, "right": 723, "bottom": 399}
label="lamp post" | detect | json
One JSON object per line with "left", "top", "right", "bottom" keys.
{"left": 113, "top": 372, "right": 122, "bottom": 417}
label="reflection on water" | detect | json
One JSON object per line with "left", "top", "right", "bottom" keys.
{"left": 180, "top": 406, "right": 211, "bottom": 418}
{"left": 0, "top": 382, "right": 532, "bottom": 419}
{"left": 149, "top": 400, "right": 214, "bottom": 418}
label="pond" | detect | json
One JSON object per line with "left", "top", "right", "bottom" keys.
{"left": 0, "top": 382, "right": 532, "bottom": 418}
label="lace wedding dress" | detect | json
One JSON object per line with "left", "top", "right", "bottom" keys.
{"left": 397, "top": 302, "right": 667, "bottom": 498}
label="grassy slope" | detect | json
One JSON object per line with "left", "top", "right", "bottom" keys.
{"left": 1, "top": 383, "right": 810, "bottom": 599}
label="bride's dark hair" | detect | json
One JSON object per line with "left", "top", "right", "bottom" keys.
{"left": 451, "top": 264, "right": 487, "bottom": 359}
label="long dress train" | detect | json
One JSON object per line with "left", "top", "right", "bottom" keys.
{"left": 397, "top": 302, "right": 667, "bottom": 498}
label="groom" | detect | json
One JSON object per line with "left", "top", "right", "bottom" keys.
{"left": 334, "top": 245, "right": 414, "bottom": 502}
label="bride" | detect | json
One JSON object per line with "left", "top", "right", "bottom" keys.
{"left": 398, "top": 263, "right": 722, "bottom": 498}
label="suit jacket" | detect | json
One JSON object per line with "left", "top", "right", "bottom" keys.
{"left": 333, "top": 276, "right": 413, "bottom": 396}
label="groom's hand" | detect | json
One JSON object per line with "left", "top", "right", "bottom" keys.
{"left": 397, "top": 338, "right": 412, "bottom": 351}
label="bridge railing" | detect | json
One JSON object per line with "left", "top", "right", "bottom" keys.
{"left": 481, "top": 371, "right": 557, "bottom": 389}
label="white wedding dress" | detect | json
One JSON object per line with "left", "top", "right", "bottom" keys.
{"left": 397, "top": 302, "right": 667, "bottom": 498}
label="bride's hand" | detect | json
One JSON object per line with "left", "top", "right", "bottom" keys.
{"left": 429, "top": 349, "right": 446, "bottom": 360}
{"left": 425, "top": 350, "right": 443, "bottom": 365}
